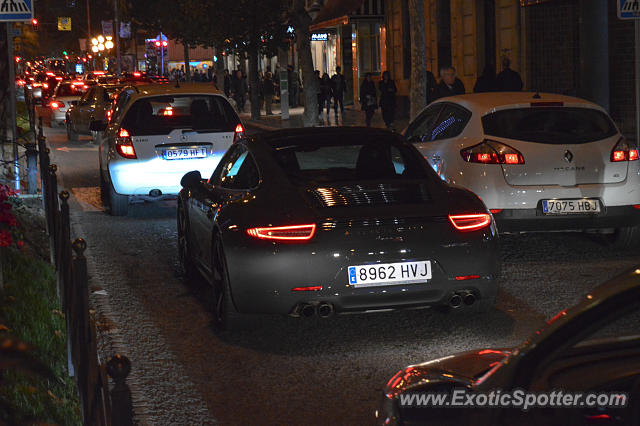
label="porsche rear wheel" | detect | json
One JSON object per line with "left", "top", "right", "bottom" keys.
{"left": 177, "top": 203, "right": 197, "bottom": 282}
{"left": 210, "top": 236, "right": 241, "bottom": 333}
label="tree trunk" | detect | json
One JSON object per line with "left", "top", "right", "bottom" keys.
{"left": 214, "top": 44, "right": 226, "bottom": 91}
{"left": 292, "top": 0, "right": 318, "bottom": 127}
{"left": 184, "top": 43, "right": 191, "bottom": 82}
{"left": 0, "top": 23, "right": 8, "bottom": 147}
{"left": 408, "top": 0, "right": 427, "bottom": 120}
{"left": 248, "top": 42, "right": 261, "bottom": 120}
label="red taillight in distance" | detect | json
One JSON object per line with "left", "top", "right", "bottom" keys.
{"left": 115, "top": 128, "right": 136, "bottom": 159}
{"left": 49, "top": 101, "right": 64, "bottom": 109}
{"left": 610, "top": 137, "right": 639, "bottom": 162}
{"left": 448, "top": 214, "right": 492, "bottom": 232}
{"left": 461, "top": 140, "right": 525, "bottom": 165}
{"left": 246, "top": 224, "right": 316, "bottom": 241}
{"left": 233, "top": 123, "right": 245, "bottom": 143}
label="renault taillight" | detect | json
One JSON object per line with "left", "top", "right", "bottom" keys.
{"left": 115, "top": 128, "right": 136, "bottom": 159}
{"left": 460, "top": 140, "right": 525, "bottom": 165}
{"left": 610, "top": 137, "right": 639, "bottom": 162}
{"left": 246, "top": 224, "right": 316, "bottom": 241}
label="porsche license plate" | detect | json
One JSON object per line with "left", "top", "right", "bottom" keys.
{"left": 348, "top": 260, "right": 431, "bottom": 288}
{"left": 163, "top": 147, "right": 207, "bottom": 160}
{"left": 542, "top": 199, "right": 600, "bottom": 215}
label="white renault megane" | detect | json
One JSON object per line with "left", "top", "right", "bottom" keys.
{"left": 405, "top": 92, "right": 640, "bottom": 247}
{"left": 94, "top": 83, "right": 243, "bottom": 216}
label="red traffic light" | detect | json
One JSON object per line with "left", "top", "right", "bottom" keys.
{"left": 154, "top": 41, "right": 161, "bottom": 47}
{"left": 162, "top": 41, "right": 168, "bottom": 47}
{"left": 31, "top": 18, "right": 38, "bottom": 25}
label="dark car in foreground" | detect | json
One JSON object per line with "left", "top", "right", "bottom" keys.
{"left": 378, "top": 268, "right": 640, "bottom": 425}
{"left": 177, "top": 127, "right": 500, "bottom": 331}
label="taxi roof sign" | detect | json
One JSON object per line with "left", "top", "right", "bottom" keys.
{"left": 618, "top": 0, "right": 640, "bottom": 19}
{"left": 0, "top": 0, "right": 33, "bottom": 22}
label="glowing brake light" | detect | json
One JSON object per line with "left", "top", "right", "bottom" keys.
{"left": 291, "top": 286, "right": 323, "bottom": 291}
{"left": 246, "top": 224, "right": 316, "bottom": 241}
{"left": 233, "top": 123, "right": 245, "bottom": 143}
{"left": 448, "top": 214, "right": 491, "bottom": 232}
{"left": 106, "top": 110, "right": 113, "bottom": 121}
{"left": 49, "top": 101, "right": 64, "bottom": 109}
{"left": 610, "top": 137, "right": 639, "bottom": 162}
{"left": 115, "top": 128, "right": 136, "bottom": 159}
{"left": 161, "top": 107, "right": 174, "bottom": 116}
{"left": 460, "top": 140, "right": 524, "bottom": 165}
{"left": 133, "top": 72, "right": 141, "bottom": 77}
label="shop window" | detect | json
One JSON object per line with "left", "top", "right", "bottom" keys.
{"left": 358, "top": 23, "right": 381, "bottom": 75}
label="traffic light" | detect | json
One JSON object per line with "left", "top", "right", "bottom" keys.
{"left": 31, "top": 18, "right": 38, "bottom": 31}
{"left": 162, "top": 40, "right": 168, "bottom": 56}
{"left": 154, "top": 40, "right": 161, "bottom": 56}
{"left": 62, "top": 50, "right": 67, "bottom": 55}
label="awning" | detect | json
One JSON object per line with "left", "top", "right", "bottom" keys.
{"left": 310, "top": 0, "right": 364, "bottom": 30}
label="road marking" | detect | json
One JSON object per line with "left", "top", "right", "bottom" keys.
{"left": 57, "top": 146, "right": 97, "bottom": 152}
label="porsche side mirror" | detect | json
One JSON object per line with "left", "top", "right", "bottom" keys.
{"left": 90, "top": 120, "right": 107, "bottom": 131}
{"left": 181, "top": 170, "right": 203, "bottom": 189}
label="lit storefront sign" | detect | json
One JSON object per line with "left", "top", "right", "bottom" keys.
{"left": 311, "top": 33, "right": 329, "bottom": 41}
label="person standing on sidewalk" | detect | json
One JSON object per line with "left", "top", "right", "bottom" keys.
{"left": 262, "top": 71, "right": 275, "bottom": 115}
{"left": 378, "top": 71, "right": 397, "bottom": 129}
{"left": 319, "top": 73, "right": 332, "bottom": 116}
{"left": 360, "top": 73, "right": 377, "bottom": 127}
{"left": 231, "top": 70, "right": 248, "bottom": 112}
{"left": 287, "top": 65, "right": 299, "bottom": 108}
{"left": 331, "top": 66, "right": 347, "bottom": 116}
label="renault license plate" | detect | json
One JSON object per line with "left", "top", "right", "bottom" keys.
{"left": 542, "top": 199, "right": 600, "bottom": 214}
{"left": 348, "top": 260, "right": 431, "bottom": 288}
{"left": 163, "top": 147, "right": 207, "bottom": 160}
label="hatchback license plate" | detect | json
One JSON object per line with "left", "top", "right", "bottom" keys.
{"left": 542, "top": 199, "right": 600, "bottom": 214}
{"left": 348, "top": 260, "right": 432, "bottom": 288}
{"left": 163, "top": 147, "right": 207, "bottom": 160}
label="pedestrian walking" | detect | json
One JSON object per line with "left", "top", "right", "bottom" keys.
{"left": 287, "top": 65, "right": 299, "bottom": 107}
{"left": 231, "top": 70, "right": 248, "bottom": 112}
{"left": 331, "top": 66, "right": 347, "bottom": 115}
{"left": 262, "top": 71, "right": 275, "bottom": 115}
{"left": 426, "top": 70, "right": 438, "bottom": 104}
{"left": 223, "top": 69, "right": 231, "bottom": 98}
{"left": 319, "top": 73, "right": 332, "bottom": 116}
{"left": 360, "top": 73, "right": 377, "bottom": 127}
{"left": 378, "top": 71, "right": 397, "bottom": 129}
{"left": 435, "top": 66, "right": 465, "bottom": 99}
{"left": 474, "top": 64, "right": 497, "bottom": 93}
{"left": 495, "top": 56, "right": 523, "bottom": 91}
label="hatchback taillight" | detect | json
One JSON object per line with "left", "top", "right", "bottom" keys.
{"left": 246, "top": 224, "right": 316, "bottom": 241}
{"left": 233, "top": 123, "right": 245, "bottom": 143}
{"left": 115, "top": 128, "right": 136, "bottom": 159}
{"left": 448, "top": 214, "right": 492, "bottom": 232}
{"left": 460, "top": 140, "right": 525, "bottom": 165}
{"left": 610, "top": 137, "right": 639, "bottom": 162}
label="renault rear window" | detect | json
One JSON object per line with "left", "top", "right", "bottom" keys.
{"left": 121, "top": 95, "right": 240, "bottom": 135}
{"left": 482, "top": 107, "right": 617, "bottom": 144}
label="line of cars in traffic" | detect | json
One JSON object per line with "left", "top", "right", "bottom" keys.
{"left": 55, "top": 79, "right": 639, "bottom": 423}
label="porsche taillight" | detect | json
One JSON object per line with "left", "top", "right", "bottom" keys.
{"left": 448, "top": 214, "right": 492, "bottom": 232}
{"left": 115, "top": 128, "right": 136, "bottom": 159}
{"left": 246, "top": 224, "right": 316, "bottom": 241}
{"left": 610, "top": 137, "right": 639, "bottom": 162}
{"left": 460, "top": 140, "right": 525, "bottom": 165}
{"left": 233, "top": 123, "right": 245, "bottom": 143}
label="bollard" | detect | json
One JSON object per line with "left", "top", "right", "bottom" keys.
{"left": 106, "top": 354, "right": 134, "bottom": 426}
{"left": 26, "top": 143, "right": 38, "bottom": 195}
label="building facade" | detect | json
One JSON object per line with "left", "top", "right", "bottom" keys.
{"left": 384, "top": 0, "right": 636, "bottom": 138}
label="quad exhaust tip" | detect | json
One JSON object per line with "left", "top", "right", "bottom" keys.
{"left": 317, "top": 302, "right": 334, "bottom": 318}
{"left": 296, "top": 302, "right": 335, "bottom": 318}
{"left": 300, "top": 304, "right": 316, "bottom": 318}
{"left": 449, "top": 291, "right": 476, "bottom": 308}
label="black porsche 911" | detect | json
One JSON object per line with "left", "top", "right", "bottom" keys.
{"left": 177, "top": 127, "right": 500, "bottom": 331}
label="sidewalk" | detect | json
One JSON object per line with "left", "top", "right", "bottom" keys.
{"left": 238, "top": 100, "right": 409, "bottom": 133}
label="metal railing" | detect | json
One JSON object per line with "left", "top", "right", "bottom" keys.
{"left": 37, "top": 118, "right": 134, "bottom": 426}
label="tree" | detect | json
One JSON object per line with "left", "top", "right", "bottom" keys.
{"left": 408, "top": 0, "right": 427, "bottom": 120}
{"left": 290, "top": 0, "right": 318, "bottom": 127}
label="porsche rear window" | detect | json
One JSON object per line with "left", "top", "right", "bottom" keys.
{"left": 121, "top": 95, "right": 240, "bottom": 135}
{"left": 272, "top": 137, "right": 430, "bottom": 183}
{"left": 482, "top": 107, "right": 617, "bottom": 144}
